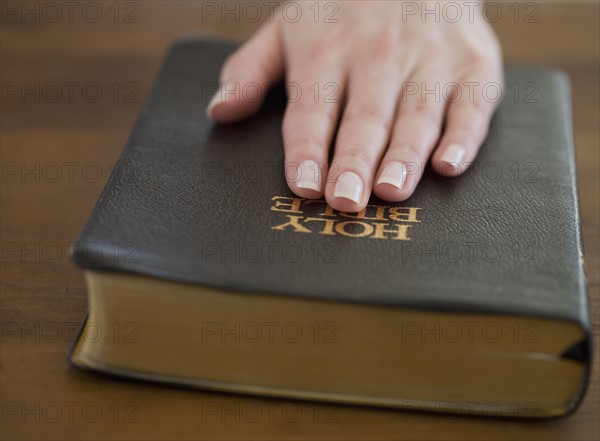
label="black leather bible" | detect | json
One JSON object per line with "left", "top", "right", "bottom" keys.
{"left": 69, "top": 36, "right": 591, "bottom": 418}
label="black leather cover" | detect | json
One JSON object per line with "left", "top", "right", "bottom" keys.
{"left": 72, "top": 37, "right": 590, "bottom": 343}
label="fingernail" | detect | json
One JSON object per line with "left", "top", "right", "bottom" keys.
{"left": 440, "top": 143, "right": 466, "bottom": 168}
{"left": 333, "top": 171, "right": 363, "bottom": 204}
{"left": 376, "top": 162, "right": 407, "bottom": 190}
{"left": 296, "top": 160, "right": 322, "bottom": 192}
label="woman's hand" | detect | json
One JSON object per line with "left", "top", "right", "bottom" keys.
{"left": 207, "top": 1, "right": 503, "bottom": 212}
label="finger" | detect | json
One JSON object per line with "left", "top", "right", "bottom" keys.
{"left": 432, "top": 64, "right": 503, "bottom": 177}
{"left": 282, "top": 57, "right": 346, "bottom": 198}
{"left": 374, "top": 65, "right": 449, "bottom": 202}
{"left": 324, "top": 53, "right": 401, "bottom": 212}
{"left": 207, "top": 20, "right": 284, "bottom": 123}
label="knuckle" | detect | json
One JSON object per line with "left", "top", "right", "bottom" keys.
{"left": 285, "top": 135, "right": 327, "bottom": 155}
{"left": 285, "top": 100, "right": 338, "bottom": 125}
{"left": 389, "top": 142, "right": 423, "bottom": 160}
{"left": 465, "top": 52, "right": 497, "bottom": 75}
{"left": 447, "top": 120, "right": 486, "bottom": 143}
{"left": 409, "top": 100, "right": 435, "bottom": 115}
{"left": 344, "top": 104, "right": 392, "bottom": 132}
{"left": 456, "top": 97, "right": 488, "bottom": 118}
{"left": 470, "top": 96, "right": 489, "bottom": 113}
{"left": 423, "top": 38, "right": 446, "bottom": 56}
{"left": 307, "top": 31, "right": 343, "bottom": 62}
{"left": 371, "top": 29, "right": 399, "bottom": 63}
{"left": 448, "top": 127, "right": 472, "bottom": 139}
{"left": 399, "top": 100, "right": 441, "bottom": 124}
{"left": 340, "top": 143, "right": 376, "bottom": 168}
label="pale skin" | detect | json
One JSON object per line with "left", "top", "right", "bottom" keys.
{"left": 207, "top": 1, "right": 503, "bottom": 213}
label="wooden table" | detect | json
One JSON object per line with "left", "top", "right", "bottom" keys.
{"left": 1, "top": 2, "right": 598, "bottom": 439}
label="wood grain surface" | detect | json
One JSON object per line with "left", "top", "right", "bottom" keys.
{"left": 1, "top": 1, "right": 598, "bottom": 440}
